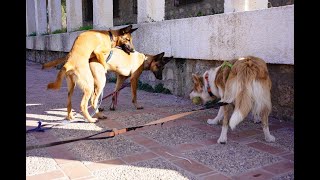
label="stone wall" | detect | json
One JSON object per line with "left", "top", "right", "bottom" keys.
{"left": 26, "top": 49, "right": 68, "bottom": 67}
{"left": 114, "top": 0, "right": 138, "bottom": 26}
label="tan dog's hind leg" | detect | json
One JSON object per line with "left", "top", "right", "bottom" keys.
{"left": 80, "top": 88, "right": 97, "bottom": 123}
{"left": 66, "top": 76, "right": 76, "bottom": 120}
{"left": 77, "top": 68, "right": 97, "bottom": 123}
{"left": 47, "top": 67, "right": 66, "bottom": 90}
{"left": 89, "top": 61, "right": 107, "bottom": 119}
{"left": 130, "top": 71, "right": 143, "bottom": 110}
{"left": 110, "top": 74, "right": 127, "bottom": 111}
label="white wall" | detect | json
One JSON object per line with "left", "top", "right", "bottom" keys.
{"left": 26, "top": 5, "right": 294, "bottom": 65}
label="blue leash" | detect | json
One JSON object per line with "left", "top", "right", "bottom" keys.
{"left": 26, "top": 121, "right": 55, "bottom": 133}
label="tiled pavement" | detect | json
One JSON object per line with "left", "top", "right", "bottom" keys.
{"left": 26, "top": 61, "right": 294, "bottom": 180}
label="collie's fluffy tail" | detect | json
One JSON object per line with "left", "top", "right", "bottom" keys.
{"left": 42, "top": 57, "right": 67, "bottom": 70}
{"left": 223, "top": 57, "right": 271, "bottom": 129}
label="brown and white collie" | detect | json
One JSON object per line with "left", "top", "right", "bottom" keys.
{"left": 189, "top": 56, "right": 275, "bottom": 144}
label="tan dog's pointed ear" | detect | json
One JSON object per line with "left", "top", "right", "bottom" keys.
{"left": 158, "top": 52, "right": 165, "bottom": 58}
{"left": 129, "top": 28, "right": 138, "bottom": 33}
{"left": 155, "top": 52, "right": 165, "bottom": 61}
{"left": 120, "top": 25, "right": 133, "bottom": 34}
{"left": 164, "top": 56, "right": 174, "bottom": 64}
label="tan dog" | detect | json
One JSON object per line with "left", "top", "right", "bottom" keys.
{"left": 42, "top": 25, "right": 137, "bottom": 70}
{"left": 189, "top": 56, "right": 275, "bottom": 144}
{"left": 46, "top": 25, "right": 137, "bottom": 123}
{"left": 92, "top": 49, "right": 172, "bottom": 113}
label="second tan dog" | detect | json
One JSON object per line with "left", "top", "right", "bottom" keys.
{"left": 90, "top": 49, "right": 172, "bottom": 115}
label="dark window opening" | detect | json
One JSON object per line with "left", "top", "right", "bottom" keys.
{"left": 174, "top": 0, "right": 202, "bottom": 6}
{"left": 113, "top": 0, "right": 120, "bottom": 17}
{"left": 133, "top": 0, "right": 137, "bottom": 14}
{"left": 82, "top": 0, "right": 93, "bottom": 24}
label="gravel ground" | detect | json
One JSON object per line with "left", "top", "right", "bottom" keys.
{"left": 183, "top": 142, "right": 282, "bottom": 176}
{"left": 142, "top": 125, "right": 217, "bottom": 146}
{"left": 64, "top": 136, "right": 147, "bottom": 164}
{"left": 26, "top": 135, "right": 58, "bottom": 176}
{"left": 93, "top": 158, "right": 196, "bottom": 180}
{"left": 254, "top": 127, "right": 294, "bottom": 152}
{"left": 26, "top": 61, "right": 294, "bottom": 179}
{"left": 271, "top": 172, "right": 294, "bottom": 180}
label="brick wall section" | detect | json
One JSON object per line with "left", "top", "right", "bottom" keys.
{"left": 114, "top": 0, "right": 138, "bottom": 26}
{"left": 165, "top": 0, "right": 224, "bottom": 20}
{"left": 27, "top": 49, "right": 293, "bottom": 121}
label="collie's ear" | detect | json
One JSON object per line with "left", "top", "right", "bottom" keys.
{"left": 192, "top": 73, "right": 199, "bottom": 82}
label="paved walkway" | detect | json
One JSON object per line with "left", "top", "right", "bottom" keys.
{"left": 26, "top": 61, "right": 294, "bottom": 180}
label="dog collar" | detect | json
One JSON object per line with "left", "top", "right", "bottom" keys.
{"left": 108, "top": 31, "right": 114, "bottom": 42}
{"left": 204, "top": 73, "right": 215, "bottom": 97}
{"left": 105, "top": 50, "right": 113, "bottom": 62}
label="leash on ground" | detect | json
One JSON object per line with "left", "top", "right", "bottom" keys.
{"left": 26, "top": 82, "right": 131, "bottom": 133}
{"left": 26, "top": 100, "right": 228, "bottom": 151}
{"left": 87, "top": 82, "right": 130, "bottom": 109}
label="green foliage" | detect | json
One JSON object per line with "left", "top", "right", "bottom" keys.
{"left": 154, "top": 83, "right": 172, "bottom": 94}
{"left": 76, "top": 25, "right": 93, "bottom": 31}
{"left": 138, "top": 80, "right": 154, "bottom": 92}
{"left": 52, "top": 28, "right": 67, "bottom": 34}
{"left": 106, "top": 79, "right": 171, "bottom": 95}
{"left": 196, "top": 11, "right": 204, "bottom": 17}
{"left": 28, "top": 32, "right": 36, "bottom": 36}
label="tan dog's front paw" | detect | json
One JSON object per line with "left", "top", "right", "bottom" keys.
{"left": 93, "top": 112, "right": 108, "bottom": 119}
{"left": 47, "top": 82, "right": 59, "bottom": 90}
{"left": 87, "top": 118, "right": 98, "bottom": 123}
{"left": 66, "top": 113, "right": 75, "bottom": 120}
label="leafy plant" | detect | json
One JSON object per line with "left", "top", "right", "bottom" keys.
{"left": 52, "top": 28, "right": 67, "bottom": 34}
{"left": 138, "top": 80, "right": 154, "bottom": 92}
{"left": 154, "top": 83, "right": 172, "bottom": 94}
{"left": 196, "top": 11, "right": 204, "bottom": 17}
{"left": 28, "top": 32, "right": 36, "bottom": 36}
{"left": 76, "top": 25, "right": 93, "bottom": 31}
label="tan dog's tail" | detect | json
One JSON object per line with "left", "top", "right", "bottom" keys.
{"left": 42, "top": 57, "right": 67, "bottom": 70}
{"left": 47, "top": 67, "right": 67, "bottom": 90}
